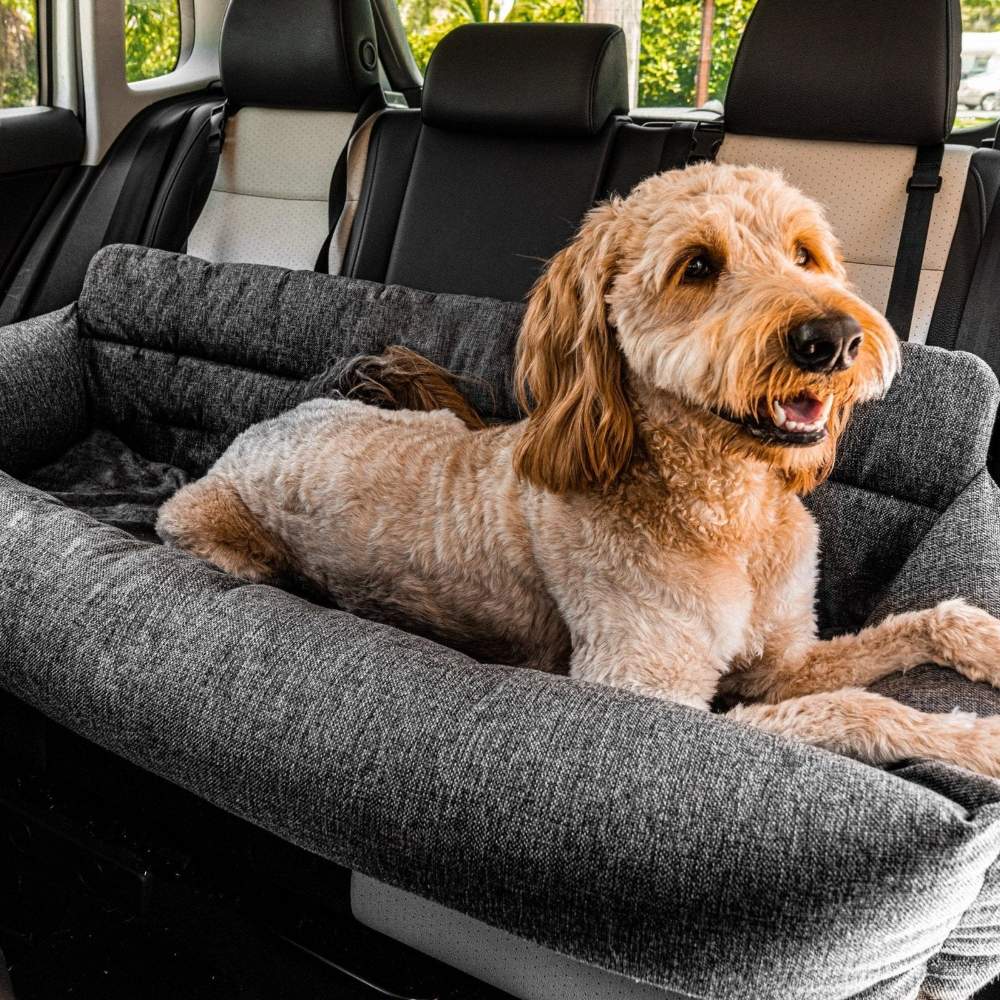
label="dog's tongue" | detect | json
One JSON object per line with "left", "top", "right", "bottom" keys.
{"left": 780, "top": 393, "right": 825, "bottom": 424}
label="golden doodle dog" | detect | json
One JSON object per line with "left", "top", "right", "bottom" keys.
{"left": 158, "top": 163, "right": 1000, "bottom": 777}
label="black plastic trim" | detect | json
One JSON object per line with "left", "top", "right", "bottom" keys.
{"left": 0, "top": 107, "right": 83, "bottom": 175}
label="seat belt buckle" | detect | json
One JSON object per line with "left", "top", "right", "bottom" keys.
{"left": 907, "top": 174, "right": 942, "bottom": 193}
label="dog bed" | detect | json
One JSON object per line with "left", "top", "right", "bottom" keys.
{"left": 2, "top": 244, "right": 1000, "bottom": 1000}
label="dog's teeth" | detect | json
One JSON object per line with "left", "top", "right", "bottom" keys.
{"left": 820, "top": 396, "right": 833, "bottom": 421}
{"left": 773, "top": 401, "right": 786, "bottom": 427}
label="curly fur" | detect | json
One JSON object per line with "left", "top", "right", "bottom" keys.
{"left": 158, "top": 163, "right": 1000, "bottom": 777}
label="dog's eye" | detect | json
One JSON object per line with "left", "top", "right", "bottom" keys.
{"left": 683, "top": 255, "right": 716, "bottom": 281}
{"left": 794, "top": 245, "right": 812, "bottom": 268}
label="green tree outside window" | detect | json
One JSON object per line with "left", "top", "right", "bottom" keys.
{"left": 0, "top": 0, "right": 37, "bottom": 109}
{"left": 400, "top": 0, "right": 1000, "bottom": 112}
{"left": 125, "top": 0, "right": 181, "bottom": 83}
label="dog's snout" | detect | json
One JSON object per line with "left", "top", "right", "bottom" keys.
{"left": 787, "top": 315, "right": 863, "bottom": 373}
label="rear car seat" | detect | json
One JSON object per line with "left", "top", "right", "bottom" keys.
{"left": 12, "top": 0, "right": 384, "bottom": 321}
{"left": 717, "top": 0, "right": 1000, "bottom": 349}
{"left": 186, "top": 0, "right": 384, "bottom": 270}
{"left": 337, "top": 22, "right": 633, "bottom": 301}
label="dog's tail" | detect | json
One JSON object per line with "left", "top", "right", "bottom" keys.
{"left": 338, "top": 346, "right": 485, "bottom": 430}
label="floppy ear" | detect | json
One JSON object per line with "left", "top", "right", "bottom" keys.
{"left": 513, "top": 201, "right": 634, "bottom": 494}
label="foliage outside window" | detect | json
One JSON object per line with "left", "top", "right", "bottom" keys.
{"left": 637, "top": 0, "right": 751, "bottom": 106}
{"left": 125, "top": 0, "right": 181, "bottom": 83}
{"left": 0, "top": 0, "right": 38, "bottom": 109}
{"left": 401, "top": 0, "right": 1000, "bottom": 113}
{"left": 401, "top": 0, "right": 584, "bottom": 79}
{"left": 399, "top": 0, "right": 752, "bottom": 106}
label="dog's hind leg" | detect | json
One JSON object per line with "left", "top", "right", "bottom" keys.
{"left": 728, "top": 688, "right": 1000, "bottom": 778}
{"left": 156, "top": 476, "right": 290, "bottom": 584}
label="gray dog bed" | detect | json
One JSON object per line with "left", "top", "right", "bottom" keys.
{"left": 2, "top": 244, "right": 1000, "bottom": 999}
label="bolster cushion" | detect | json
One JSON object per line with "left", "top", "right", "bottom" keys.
{"left": 0, "top": 305, "right": 87, "bottom": 473}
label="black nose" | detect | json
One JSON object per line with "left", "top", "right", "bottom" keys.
{"left": 787, "top": 316, "right": 863, "bottom": 373}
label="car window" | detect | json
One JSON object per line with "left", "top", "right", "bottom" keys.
{"left": 0, "top": 0, "right": 38, "bottom": 109}
{"left": 399, "top": 0, "right": 755, "bottom": 109}
{"left": 638, "top": 0, "right": 754, "bottom": 108}
{"left": 125, "top": 0, "right": 181, "bottom": 83}
{"left": 958, "top": 4, "right": 1000, "bottom": 128}
{"left": 402, "top": 0, "right": 1000, "bottom": 130}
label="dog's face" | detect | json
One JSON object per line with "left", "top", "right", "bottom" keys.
{"left": 514, "top": 162, "right": 900, "bottom": 495}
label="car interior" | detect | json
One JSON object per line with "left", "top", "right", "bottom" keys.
{"left": 4, "top": 0, "right": 1000, "bottom": 997}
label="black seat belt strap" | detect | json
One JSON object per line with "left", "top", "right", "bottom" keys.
{"left": 657, "top": 121, "right": 698, "bottom": 173}
{"left": 885, "top": 143, "right": 944, "bottom": 340}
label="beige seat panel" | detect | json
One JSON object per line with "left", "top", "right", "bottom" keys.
{"left": 717, "top": 135, "right": 973, "bottom": 344}
{"left": 188, "top": 107, "right": 355, "bottom": 270}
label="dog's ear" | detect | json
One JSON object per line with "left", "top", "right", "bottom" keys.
{"left": 513, "top": 201, "right": 633, "bottom": 494}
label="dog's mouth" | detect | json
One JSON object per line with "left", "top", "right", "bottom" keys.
{"left": 717, "top": 392, "right": 832, "bottom": 446}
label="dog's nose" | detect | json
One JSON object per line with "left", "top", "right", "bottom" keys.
{"left": 787, "top": 315, "right": 863, "bottom": 373}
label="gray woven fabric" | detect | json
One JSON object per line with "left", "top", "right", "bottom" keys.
{"left": 2, "top": 244, "right": 1000, "bottom": 998}
{"left": 0, "top": 305, "right": 87, "bottom": 474}
{"left": 77, "top": 245, "right": 519, "bottom": 473}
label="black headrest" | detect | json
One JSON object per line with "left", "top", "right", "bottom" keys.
{"left": 422, "top": 23, "right": 629, "bottom": 138}
{"left": 221, "top": 0, "right": 381, "bottom": 112}
{"left": 725, "top": 0, "right": 961, "bottom": 145}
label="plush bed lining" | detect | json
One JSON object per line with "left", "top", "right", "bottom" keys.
{"left": 82, "top": 332, "right": 311, "bottom": 384}
{"left": 23, "top": 428, "right": 189, "bottom": 543}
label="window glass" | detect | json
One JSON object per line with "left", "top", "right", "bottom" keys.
{"left": 125, "top": 0, "right": 181, "bottom": 83}
{"left": 402, "top": 0, "right": 1000, "bottom": 127}
{"left": 401, "top": 0, "right": 583, "bottom": 75}
{"left": 0, "top": 0, "right": 39, "bottom": 109}
{"left": 959, "top": 3, "right": 1000, "bottom": 129}
{"left": 638, "top": 0, "right": 753, "bottom": 108}
{"left": 398, "top": 0, "right": 753, "bottom": 107}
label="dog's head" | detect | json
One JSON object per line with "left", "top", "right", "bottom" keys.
{"left": 514, "top": 162, "right": 899, "bottom": 495}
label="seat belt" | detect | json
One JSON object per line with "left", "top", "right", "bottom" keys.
{"left": 315, "top": 88, "right": 387, "bottom": 275}
{"left": 885, "top": 143, "right": 944, "bottom": 340}
{"left": 951, "top": 190, "right": 1000, "bottom": 375}
{"left": 657, "top": 120, "right": 698, "bottom": 172}
{"left": 104, "top": 98, "right": 227, "bottom": 252}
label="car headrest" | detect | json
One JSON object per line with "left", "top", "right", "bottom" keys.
{"left": 422, "top": 23, "right": 629, "bottom": 138}
{"left": 725, "top": 0, "right": 961, "bottom": 145}
{"left": 221, "top": 0, "right": 381, "bottom": 112}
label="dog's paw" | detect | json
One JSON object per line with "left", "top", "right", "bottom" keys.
{"left": 929, "top": 599, "right": 1000, "bottom": 688}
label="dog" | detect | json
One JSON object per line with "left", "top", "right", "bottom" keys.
{"left": 158, "top": 162, "right": 1000, "bottom": 777}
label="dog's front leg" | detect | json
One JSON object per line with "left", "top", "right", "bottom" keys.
{"left": 553, "top": 550, "right": 752, "bottom": 709}
{"left": 727, "top": 599, "right": 1000, "bottom": 704}
{"left": 727, "top": 688, "right": 1000, "bottom": 777}
{"left": 565, "top": 588, "right": 743, "bottom": 710}
{"left": 570, "top": 630, "right": 725, "bottom": 711}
